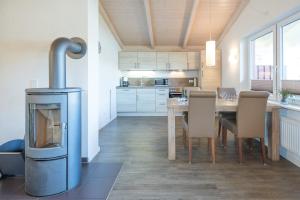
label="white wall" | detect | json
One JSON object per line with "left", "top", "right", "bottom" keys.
{"left": 86, "top": 0, "right": 101, "bottom": 161}
{"left": 219, "top": 0, "right": 300, "bottom": 91}
{"left": 0, "top": 0, "right": 88, "bottom": 145}
{"left": 98, "top": 11, "right": 121, "bottom": 129}
{"left": 0, "top": 0, "right": 120, "bottom": 162}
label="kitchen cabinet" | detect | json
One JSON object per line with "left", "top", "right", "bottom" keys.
{"left": 155, "top": 88, "right": 169, "bottom": 112}
{"left": 119, "top": 51, "right": 198, "bottom": 71}
{"left": 156, "top": 52, "right": 169, "bottom": 70}
{"left": 117, "top": 88, "right": 137, "bottom": 112}
{"left": 137, "top": 89, "right": 156, "bottom": 112}
{"left": 119, "top": 52, "right": 138, "bottom": 70}
{"left": 168, "top": 52, "right": 187, "bottom": 70}
{"left": 199, "top": 50, "right": 221, "bottom": 90}
{"left": 187, "top": 52, "right": 200, "bottom": 70}
{"left": 137, "top": 52, "right": 156, "bottom": 70}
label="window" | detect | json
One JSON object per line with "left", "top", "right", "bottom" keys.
{"left": 249, "top": 12, "right": 300, "bottom": 102}
{"left": 281, "top": 19, "right": 300, "bottom": 95}
{"left": 250, "top": 30, "right": 275, "bottom": 94}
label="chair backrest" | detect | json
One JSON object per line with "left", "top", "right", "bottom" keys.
{"left": 183, "top": 87, "right": 201, "bottom": 98}
{"left": 188, "top": 91, "right": 216, "bottom": 138}
{"left": 217, "top": 87, "right": 237, "bottom": 99}
{"left": 237, "top": 91, "right": 269, "bottom": 138}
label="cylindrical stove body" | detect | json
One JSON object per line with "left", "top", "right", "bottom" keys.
{"left": 25, "top": 88, "right": 81, "bottom": 196}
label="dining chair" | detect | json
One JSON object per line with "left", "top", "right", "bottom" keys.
{"left": 221, "top": 91, "right": 269, "bottom": 164}
{"left": 217, "top": 87, "right": 237, "bottom": 138}
{"left": 182, "top": 91, "right": 217, "bottom": 164}
{"left": 182, "top": 87, "right": 201, "bottom": 124}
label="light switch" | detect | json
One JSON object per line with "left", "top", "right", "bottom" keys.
{"left": 30, "top": 80, "right": 38, "bottom": 88}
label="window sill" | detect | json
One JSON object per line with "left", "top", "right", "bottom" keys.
{"left": 268, "top": 100, "right": 300, "bottom": 112}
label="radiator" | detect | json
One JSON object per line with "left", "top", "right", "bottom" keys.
{"left": 280, "top": 116, "right": 300, "bottom": 167}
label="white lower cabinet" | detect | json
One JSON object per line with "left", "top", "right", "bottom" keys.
{"left": 117, "top": 88, "right": 137, "bottom": 112}
{"left": 117, "top": 88, "right": 169, "bottom": 115}
{"left": 155, "top": 88, "right": 169, "bottom": 112}
{"left": 137, "top": 89, "right": 156, "bottom": 112}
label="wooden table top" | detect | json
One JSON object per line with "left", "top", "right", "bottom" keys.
{"left": 167, "top": 98, "right": 281, "bottom": 112}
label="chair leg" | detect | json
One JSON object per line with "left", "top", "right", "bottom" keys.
{"left": 234, "top": 135, "right": 238, "bottom": 154}
{"left": 218, "top": 119, "right": 221, "bottom": 137}
{"left": 189, "top": 138, "right": 192, "bottom": 164}
{"left": 247, "top": 139, "right": 253, "bottom": 152}
{"left": 238, "top": 138, "right": 243, "bottom": 163}
{"left": 208, "top": 138, "right": 211, "bottom": 152}
{"left": 260, "top": 138, "right": 266, "bottom": 164}
{"left": 183, "top": 129, "right": 186, "bottom": 148}
{"left": 222, "top": 126, "right": 227, "bottom": 148}
{"left": 211, "top": 138, "right": 216, "bottom": 164}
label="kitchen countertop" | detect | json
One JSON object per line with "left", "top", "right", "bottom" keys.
{"left": 116, "top": 86, "right": 170, "bottom": 89}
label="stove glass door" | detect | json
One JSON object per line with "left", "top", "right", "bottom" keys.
{"left": 29, "top": 104, "right": 63, "bottom": 149}
{"left": 26, "top": 94, "right": 67, "bottom": 159}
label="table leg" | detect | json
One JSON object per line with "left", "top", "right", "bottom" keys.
{"left": 168, "top": 108, "right": 176, "bottom": 160}
{"left": 267, "top": 108, "right": 280, "bottom": 161}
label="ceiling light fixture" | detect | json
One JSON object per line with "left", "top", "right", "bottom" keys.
{"left": 206, "top": 0, "right": 216, "bottom": 67}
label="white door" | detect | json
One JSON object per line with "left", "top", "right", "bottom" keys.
{"left": 169, "top": 52, "right": 188, "bottom": 70}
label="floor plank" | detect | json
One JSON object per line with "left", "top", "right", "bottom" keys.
{"left": 94, "top": 116, "right": 300, "bottom": 200}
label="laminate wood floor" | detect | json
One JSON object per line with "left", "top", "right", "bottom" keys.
{"left": 94, "top": 116, "right": 300, "bottom": 200}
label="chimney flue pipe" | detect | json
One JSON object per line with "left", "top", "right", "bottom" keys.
{"left": 49, "top": 37, "right": 87, "bottom": 89}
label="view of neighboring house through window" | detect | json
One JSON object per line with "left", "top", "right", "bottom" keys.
{"left": 282, "top": 19, "right": 300, "bottom": 95}
{"left": 250, "top": 32, "right": 274, "bottom": 93}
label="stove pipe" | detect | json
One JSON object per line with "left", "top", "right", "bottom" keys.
{"left": 49, "top": 37, "right": 87, "bottom": 89}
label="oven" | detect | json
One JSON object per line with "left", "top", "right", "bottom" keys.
{"left": 169, "top": 87, "right": 183, "bottom": 98}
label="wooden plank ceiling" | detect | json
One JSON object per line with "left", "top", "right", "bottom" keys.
{"left": 100, "top": 0, "right": 243, "bottom": 48}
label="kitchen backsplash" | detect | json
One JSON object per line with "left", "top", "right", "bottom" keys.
{"left": 127, "top": 78, "right": 198, "bottom": 87}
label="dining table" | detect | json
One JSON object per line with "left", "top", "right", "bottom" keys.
{"left": 167, "top": 98, "right": 282, "bottom": 161}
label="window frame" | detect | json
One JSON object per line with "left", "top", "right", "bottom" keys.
{"left": 277, "top": 12, "right": 300, "bottom": 96}
{"left": 248, "top": 11, "right": 300, "bottom": 101}
{"left": 249, "top": 25, "right": 277, "bottom": 99}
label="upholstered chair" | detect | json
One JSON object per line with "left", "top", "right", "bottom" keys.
{"left": 182, "top": 91, "right": 217, "bottom": 164}
{"left": 221, "top": 91, "right": 269, "bottom": 164}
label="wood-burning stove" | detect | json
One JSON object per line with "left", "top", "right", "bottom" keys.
{"left": 25, "top": 37, "right": 86, "bottom": 197}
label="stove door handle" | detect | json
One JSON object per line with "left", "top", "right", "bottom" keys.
{"left": 60, "top": 122, "right": 67, "bottom": 147}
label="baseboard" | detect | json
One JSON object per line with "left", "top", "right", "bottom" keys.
{"left": 81, "top": 157, "right": 88, "bottom": 163}
{"left": 280, "top": 147, "right": 300, "bottom": 167}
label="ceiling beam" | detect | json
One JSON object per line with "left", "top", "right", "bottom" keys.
{"left": 182, "top": 0, "right": 199, "bottom": 48}
{"left": 143, "top": 0, "right": 155, "bottom": 48}
{"left": 99, "top": 1, "right": 124, "bottom": 49}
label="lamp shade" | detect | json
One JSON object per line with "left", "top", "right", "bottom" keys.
{"left": 206, "top": 40, "right": 216, "bottom": 67}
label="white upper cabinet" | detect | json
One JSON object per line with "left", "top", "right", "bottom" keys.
{"left": 187, "top": 52, "right": 200, "bottom": 70}
{"left": 137, "top": 52, "right": 156, "bottom": 70}
{"left": 156, "top": 52, "right": 169, "bottom": 70}
{"left": 119, "top": 51, "right": 200, "bottom": 71}
{"left": 168, "top": 52, "right": 187, "bottom": 70}
{"left": 119, "top": 52, "right": 138, "bottom": 70}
